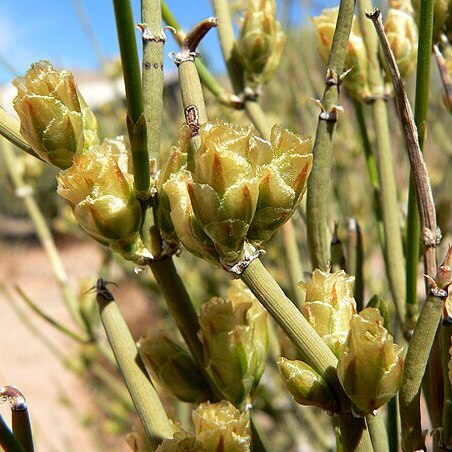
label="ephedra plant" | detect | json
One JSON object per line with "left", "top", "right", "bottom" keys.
{"left": 0, "top": 0, "right": 452, "bottom": 450}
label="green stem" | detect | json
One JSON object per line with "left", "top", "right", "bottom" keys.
{"left": 387, "top": 398, "right": 398, "bottom": 452}
{"left": 0, "top": 139, "right": 84, "bottom": 329}
{"left": 244, "top": 101, "right": 272, "bottom": 140}
{"left": 441, "top": 321, "right": 452, "bottom": 449}
{"left": 0, "top": 387, "right": 33, "bottom": 452}
{"left": 161, "top": 1, "right": 234, "bottom": 104}
{"left": 71, "top": 0, "right": 107, "bottom": 69}
{"left": 241, "top": 258, "right": 340, "bottom": 388}
{"left": 11, "top": 410, "right": 34, "bottom": 452}
{"left": 346, "top": 218, "right": 364, "bottom": 310}
{"left": 405, "top": 0, "right": 435, "bottom": 330}
{"left": 112, "top": 0, "right": 150, "bottom": 198}
{"left": 211, "top": 0, "right": 244, "bottom": 94}
{"left": 97, "top": 284, "right": 173, "bottom": 447}
{"left": 149, "top": 257, "right": 205, "bottom": 370}
{"left": 0, "top": 109, "right": 41, "bottom": 161}
{"left": 306, "top": 0, "right": 356, "bottom": 270}
{"left": 335, "top": 413, "right": 374, "bottom": 452}
{"left": 240, "top": 259, "right": 374, "bottom": 449}
{"left": 211, "top": 0, "right": 276, "bottom": 139}
{"left": 352, "top": 99, "right": 385, "bottom": 252}
{"left": 178, "top": 62, "right": 207, "bottom": 123}
{"left": 0, "top": 415, "right": 24, "bottom": 452}
{"left": 367, "top": 413, "right": 389, "bottom": 452}
{"left": 250, "top": 415, "right": 270, "bottom": 452}
{"left": 357, "top": 0, "right": 406, "bottom": 323}
{"left": 399, "top": 288, "right": 446, "bottom": 451}
{"left": 281, "top": 221, "right": 305, "bottom": 309}
{"left": 15, "top": 287, "right": 88, "bottom": 344}
{"left": 91, "top": 363, "right": 134, "bottom": 412}
{"left": 140, "top": 0, "right": 164, "bottom": 167}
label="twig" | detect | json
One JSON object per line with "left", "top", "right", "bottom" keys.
{"left": 112, "top": 0, "right": 150, "bottom": 199}
{"left": 0, "top": 109, "right": 41, "bottom": 161}
{"left": 306, "top": 0, "right": 356, "bottom": 270}
{"left": 357, "top": 0, "right": 406, "bottom": 324}
{"left": 0, "top": 386, "right": 34, "bottom": 452}
{"left": 405, "top": 0, "right": 436, "bottom": 331}
{"left": 365, "top": 8, "right": 439, "bottom": 281}
{"left": 96, "top": 278, "right": 174, "bottom": 447}
{"left": 139, "top": 0, "right": 164, "bottom": 170}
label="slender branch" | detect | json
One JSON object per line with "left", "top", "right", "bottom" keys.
{"left": 240, "top": 258, "right": 374, "bottom": 450}
{"left": 241, "top": 258, "right": 340, "bottom": 388}
{"left": 139, "top": 0, "right": 164, "bottom": 169}
{"left": 366, "top": 9, "right": 438, "bottom": 280}
{"left": 346, "top": 218, "right": 364, "bottom": 310}
{"left": 306, "top": 0, "right": 356, "bottom": 270}
{"left": 367, "top": 412, "right": 390, "bottom": 452}
{"left": 399, "top": 282, "right": 446, "bottom": 451}
{"left": 357, "top": 0, "right": 406, "bottom": 323}
{"left": 96, "top": 279, "right": 173, "bottom": 447}
{"left": 211, "top": 0, "right": 273, "bottom": 138}
{"left": 15, "top": 287, "right": 88, "bottom": 344}
{"left": 211, "top": 0, "right": 244, "bottom": 94}
{"left": 282, "top": 221, "right": 305, "bottom": 309}
{"left": 352, "top": 99, "right": 385, "bottom": 251}
{"left": 441, "top": 318, "right": 452, "bottom": 449}
{"left": 161, "top": 1, "right": 240, "bottom": 107}
{"left": 149, "top": 257, "right": 205, "bottom": 372}
{"left": 0, "top": 109, "right": 41, "bottom": 161}
{"left": 335, "top": 413, "right": 375, "bottom": 452}
{"left": 0, "top": 387, "right": 34, "bottom": 452}
{"left": 0, "top": 415, "right": 24, "bottom": 452}
{"left": 112, "top": 0, "right": 150, "bottom": 199}
{"left": 172, "top": 17, "right": 218, "bottom": 125}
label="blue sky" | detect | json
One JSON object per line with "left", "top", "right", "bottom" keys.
{"left": 0, "top": 0, "right": 335, "bottom": 86}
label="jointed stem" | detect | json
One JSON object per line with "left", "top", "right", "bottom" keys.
{"left": 306, "top": 0, "right": 356, "bottom": 271}
{"left": 112, "top": 0, "right": 150, "bottom": 199}
{"left": 97, "top": 285, "right": 174, "bottom": 447}
{"left": 140, "top": 0, "right": 164, "bottom": 168}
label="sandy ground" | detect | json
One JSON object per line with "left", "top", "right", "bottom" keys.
{"left": 0, "top": 236, "right": 151, "bottom": 452}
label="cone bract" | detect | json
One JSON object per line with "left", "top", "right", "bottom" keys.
{"left": 247, "top": 125, "right": 312, "bottom": 247}
{"left": 312, "top": 8, "right": 371, "bottom": 100}
{"left": 57, "top": 138, "right": 147, "bottom": 262}
{"left": 159, "top": 121, "right": 312, "bottom": 268}
{"left": 300, "top": 269, "right": 357, "bottom": 357}
{"left": 138, "top": 331, "right": 209, "bottom": 404}
{"left": 155, "top": 431, "right": 204, "bottom": 452}
{"left": 384, "top": 8, "right": 418, "bottom": 77}
{"left": 235, "top": 0, "right": 286, "bottom": 86}
{"left": 193, "top": 400, "right": 251, "bottom": 452}
{"left": 13, "top": 60, "right": 98, "bottom": 169}
{"left": 337, "top": 307, "right": 404, "bottom": 414}
{"left": 198, "top": 285, "right": 268, "bottom": 406}
{"left": 277, "top": 357, "right": 338, "bottom": 412}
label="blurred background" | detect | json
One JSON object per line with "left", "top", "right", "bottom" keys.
{"left": 0, "top": 0, "right": 451, "bottom": 451}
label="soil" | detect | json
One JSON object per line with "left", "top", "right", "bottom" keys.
{"left": 0, "top": 236, "right": 152, "bottom": 452}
